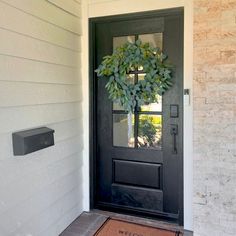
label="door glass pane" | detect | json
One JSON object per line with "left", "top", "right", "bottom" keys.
{"left": 113, "top": 74, "right": 135, "bottom": 111}
{"left": 138, "top": 73, "right": 146, "bottom": 81}
{"left": 113, "top": 103, "right": 125, "bottom": 111}
{"left": 113, "top": 36, "right": 135, "bottom": 51}
{"left": 138, "top": 115, "right": 162, "bottom": 149}
{"left": 113, "top": 114, "right": 135, "bottom": 148}
{"left": 139, "top": 33, "right": 163, "bottom": 50}
{"left": 140, "top": 95, "right": 162, "bottom": 112}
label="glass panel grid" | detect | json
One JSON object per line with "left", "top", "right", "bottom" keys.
{"left": 112, "top": 33, "right": 163, "bottom": 149}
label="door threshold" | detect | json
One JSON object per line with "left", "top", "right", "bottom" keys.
{"left": 61, "top": 211, "right": 193, "bottom": 236}
{"left": 91, "top": 209, "right": 183, "bottom": 233}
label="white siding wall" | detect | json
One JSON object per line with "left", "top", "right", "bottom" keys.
{"left": 0, "top": 0, "right": 83, "bottom": 235}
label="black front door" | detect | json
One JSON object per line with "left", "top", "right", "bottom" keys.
{"left": 90, "top": 8, "right": 183, "bottom": 224}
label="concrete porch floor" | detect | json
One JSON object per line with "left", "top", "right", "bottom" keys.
{"left": 60, "top": 210, "right": 193, "bottom": 236}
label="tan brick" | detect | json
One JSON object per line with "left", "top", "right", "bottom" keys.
{"left": 194, "top": 31, "right": 207, "bottom": 41}
{"left": 192, "top": 1, "right": 235, "bottom": 234}
{"left": 221, "top": 0, "right": 236, "bottom": 10}
{"left": 220, "top": 50, "right": 236, "bottom": 64}
{"left": 194, "top": 71, "right": 207, "bottom": 82}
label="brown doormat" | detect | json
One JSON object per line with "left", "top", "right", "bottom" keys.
{"left": 94, "top": 218, "right": 182, "bottom": 236}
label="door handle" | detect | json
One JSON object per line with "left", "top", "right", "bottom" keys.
{"left": 170, "top": 124, "right": 178, "bottom": 154}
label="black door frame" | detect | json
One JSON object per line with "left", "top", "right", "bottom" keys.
{"left": 89, "top": 7, "right": 184, "bottom": 225}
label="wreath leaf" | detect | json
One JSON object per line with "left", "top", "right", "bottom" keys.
{"left": 95, "top": 40, "right": 173, "bottom": 112}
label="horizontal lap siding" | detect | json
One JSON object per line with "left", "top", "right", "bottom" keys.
{"left": 0, "top": 0, "right": 81, "bottom": 34}
{"left": 40, "top": 203, "right": 83, "bottom": 236}
{"left": 0, "top": 118, "right": 83, "bottom": 159}
{"left": 0, "top": 153, "right": 82, "bottom": 214}
{"left": 0, "top": 1, "right": 81, "bottom": 51}
{"left": 47, "top": 0, "right": 81, "bottom": 17}
{"left": 0, "top": 82, "right": 80, "bottom": 107}
{"left": 0, "top": 0, "right": 83, "bottom": 235}
{"left": 0, "top": 55, "right": 80, "bottom": 84}
{"left": 0, "top": 29, "right": 80, "bottom": 67}
{"left": 0, "top": 103, "right": 81, "bottom": 134}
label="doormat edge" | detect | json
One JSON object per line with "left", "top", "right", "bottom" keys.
{"left": 93, "top": 217, "right": 111, "bottom": 236}
{"left": 93, "top": 218, "right": 183, "bottom": 236}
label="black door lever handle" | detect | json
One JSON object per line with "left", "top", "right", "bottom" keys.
{"left": 170, "top": 124, "right": 178, "bottom": 154}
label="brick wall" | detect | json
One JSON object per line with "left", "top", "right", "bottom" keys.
{"left": 193, "top": 0, "right": 236, "bottom": 235}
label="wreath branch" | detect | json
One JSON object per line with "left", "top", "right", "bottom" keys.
{"left": 95, "top": 39, "right": 173, "bottom": 112}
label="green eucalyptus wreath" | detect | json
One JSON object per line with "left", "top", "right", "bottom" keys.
{"left": 95, "top": 39, "right": 173, "bottom": 112}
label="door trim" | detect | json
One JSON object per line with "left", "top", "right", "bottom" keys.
{"left": 89, "top": 7, "right": 184, "bottom": 225}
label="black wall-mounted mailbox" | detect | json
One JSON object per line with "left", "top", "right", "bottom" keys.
{"left": 12, "top": 127, "right": 55, "bottom": 156}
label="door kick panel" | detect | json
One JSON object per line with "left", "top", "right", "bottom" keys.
{"left": 111, "top": 184, "right": 163, "bottom": 212}
{"left": 113, "top": 159, "right": 162, "bottom": 189}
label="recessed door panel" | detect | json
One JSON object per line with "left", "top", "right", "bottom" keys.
{"left": 113, "top": 160, "right": 162, "bottom": 189}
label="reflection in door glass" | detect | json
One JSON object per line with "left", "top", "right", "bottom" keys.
{"left": 113, "top": 36, "right": 135, "bottom": 51}
{"left": 140, "top": 97, "right": 162, "bottom": 112}
{"left": 113, "top": 114, "right": 135, "bottom": 148}
{"left": 138, "top": 115, "right": 162, "bottom": 149}
{"left": 139, "top": 33, "right": 163, "bottom": 50}
{"left": 138, "top": 73, "right": 146, "bottom": 81}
